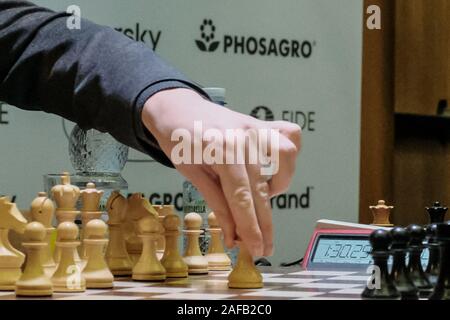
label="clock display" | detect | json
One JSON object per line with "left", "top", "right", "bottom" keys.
{"left": 310, "top": 234, "right": 430, "bottom": 268}
{"left": 312, "top": 236, "right": 372, "bottom": 264}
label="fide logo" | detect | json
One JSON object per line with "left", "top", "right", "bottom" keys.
{"left": 250, "top": 106, "right": 275, "bottom": 121}
{"left": 195, "top": 19, "right": 220, "bottom": 52}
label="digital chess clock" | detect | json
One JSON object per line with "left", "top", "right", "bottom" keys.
{"left": 302, "top": 220, "right": 429, "bottom": 270}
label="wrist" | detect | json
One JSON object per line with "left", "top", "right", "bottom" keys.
{"left": 142, "top": 88, "right": 204, "bottom": 137}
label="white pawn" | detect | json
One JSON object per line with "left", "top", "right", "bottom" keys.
{"left": 132, "top": 216, "right": 166, "bottom": 281}
{"left": 161, "top": 214, "right": 188, "bottom": 278}
{"left": 228, "top": 242, "right": 263, "bottom": 289}
{"left": 205, "top": 212, "right": 231, "bottom": 271}
{"left": 30, "top": 192, "right": 56, "bottom": 277}
{"left": 183, "top": 212, "right": 209, "bottom": 275}
{"left": 51, "top": 222, "right": 86, "bottom": 292}
{"left": 15, "top": 222, "right": 53, "bottom": 297}
{"left": 82, "top": 219, "right": 114, "bottom": 288}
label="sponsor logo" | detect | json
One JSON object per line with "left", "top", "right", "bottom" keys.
{"left": 250, "top": 106, "right": 316, "bottom": 132}
{"left": 146, "top": 188, "right": 312, "bottom": 212}
{"left": 195, "top": 19, "right": 316, "bottom": 59}
{"left": 195, "top": 19, "right": 220, "bottom": 52}
{"left": 250, "top": 106, "right": 275, "bottom": 121}
{"left": 148, "top": 192, "right": 184, "bottom": 211}
{"left": 115, "top": 23, "right": 162, "bottom": 50}
{"left": 270, "top": 186, "right": 313, "bottom": 210}
{"left": 281, "top": 110, "right": 316, "bottom": 132}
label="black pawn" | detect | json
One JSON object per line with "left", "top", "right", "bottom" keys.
{"left": 361, "top": 229, "right": 400, "bottom": 299}
{"left": 406, "top": 224, "right": 433, "bottom": 297}
{"left": 425, "top": 223, "right": 440, "bottom": 286}
{"left": 390, "top": 227, "right": 419, "bottom": 300}
{"left": 426, "top": 202, "right": 448, "bottom": 224}
{"left": 429, "top": 222, "right": 450, "bottom": 300}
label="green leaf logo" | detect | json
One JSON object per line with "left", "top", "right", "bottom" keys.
{"left": 196, "top": 19, "right": 220, "bottom": 52}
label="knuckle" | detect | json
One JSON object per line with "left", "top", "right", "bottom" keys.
{"left": 280, "top": 140, "right": 299, "bottom": 157}
{"left": 281, "top": 141, "right": 298, "bottom": 157}
{"left": 289, "top": 123, "right": 302, "bottom": 136}
{"left": 233, "top": 186, "right": 253, "bottom": 210}
{"left": 255, "top": 182, "right": 270, "bottom": 201}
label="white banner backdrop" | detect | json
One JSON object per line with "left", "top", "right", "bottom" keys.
{"left": 0, "top": 0, "right": 363, "bottom": 264}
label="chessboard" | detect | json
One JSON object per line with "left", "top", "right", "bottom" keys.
{"left": 0, "top": 267, "right": 368, "bottom": 300}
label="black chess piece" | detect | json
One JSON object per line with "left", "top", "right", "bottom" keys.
{"left": 406, "top": 224, "right": 433, "bottom": 297}
{"left": 390, "top": 227, "right": 419, "bottom": 300}
{"left": 361, "top": 229, "right": 400, "bottom": 299}
{"left": 426, "top": 202, "right": 448, "bottom": 224}
{"left": 429, "top": 222, "right": 450, "bottom": 300}
{"left": 425, "top": 223, "right": 440, "bottom": 286}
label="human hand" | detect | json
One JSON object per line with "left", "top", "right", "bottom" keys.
{"left": 142, "top": 88, "right": 301, "bottom": 257}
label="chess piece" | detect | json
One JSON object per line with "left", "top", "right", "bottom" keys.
{"left": 51, "top": 172, "right": 80, "bottom": 223}
{"left": 15, "top": 222, "right": 53, "bottom": 296}
{"left": 390, "top": 227, "right": 419, "bottom": 300}
{"left": 205, "top": 212, "right": 231, "bottom": 271}
{"left": 153, "top": 205, "right": 170, "bottom": 260}
{"left": 406, "top": 224, "right": 433, "bottom": 297}
{"left": 429, "top": 222, "right": 450, "bottom": 300}
{"left": 425, "top": 223, "right": 440, "bottom": 286}
{"left": 228, "top": 242, "right": 263, "bottom": 289}
{"left": 426, "top": 202, "right": 448, "bottom": 224}
{"left": 0, "top": 196, "right": 27, "bottom": 290}
{"left": 79, "top": 183, "right": 104, "bottom": 260}
{"left": 124, "top": 193, "right": 159, "bottom": 265}
{"left": 51, "top": 222, "right": 86, "bottom": 292}
{"left": 132, "top": 216, "right": 166, "bottom": 281}
{"left": 160, "top": 214, "right": 188, "bottom": 278}
{"left": 30, "top": 192, "right": 56, "bottom": 277}
{"left": 105, "top": 191, "right": 133, "bottom": 276}
{"left": 82, "top": 219, "right": 114, "bottom": 288}
{"left": 183, "top": 212, "right": 209, "bottom": 274}
{"left": 51, "top": 172, "right": 81, "bottom": 264}
{"left": 369, "top": 200, "right": 394, "bottom": 227}
{"left": 361, "top": 229, "right": 400, "bottom": 299}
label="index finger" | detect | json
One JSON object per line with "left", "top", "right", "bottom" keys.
{"left": 214, "top": 163, "right": 263, "bottom": 256}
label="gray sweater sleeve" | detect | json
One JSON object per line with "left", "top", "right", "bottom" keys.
{"left": 0, "top": 0, "right": 207, "bottom": 167}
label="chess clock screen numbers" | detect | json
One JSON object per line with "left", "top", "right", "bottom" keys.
{"left": 308, "top": 234, "right": 429, "bottom": 269}
{"left": 312, "top": 237, "right": 372, "bottom": 264}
